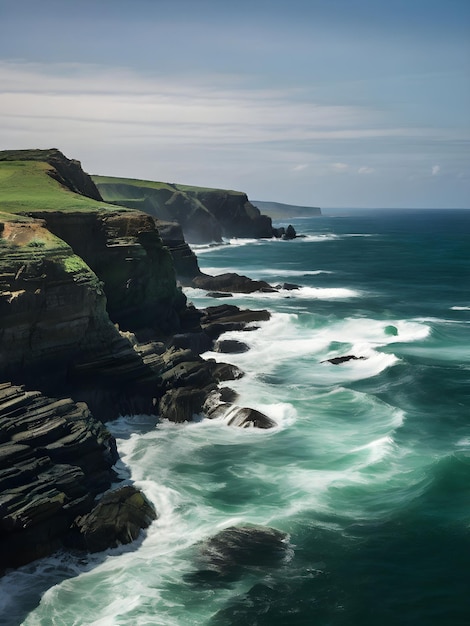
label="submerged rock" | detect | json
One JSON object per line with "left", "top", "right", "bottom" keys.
{"left": 206, "top": 291, "right": 233, "bottom": 299}
{"left": 188, "top": 525, "right": 289, "bottom": 584}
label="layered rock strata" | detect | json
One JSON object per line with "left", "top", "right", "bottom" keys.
{"left": 21, "top": 210, "right": 188, "bottom": 338}
{"left": 0, "top": 214, "right": 161, "bottom": 419}
{"left": 0, "top": 382, "right": 119, "bottom": 572}
{"left": 0, "top": 149, "right": 281, "bottom": 573}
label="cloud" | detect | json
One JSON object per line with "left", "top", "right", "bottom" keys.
{"left": 0, "top": 61, "right": 450, "bottom": 152}
{"left": 331, "top": 162, "right": 349, "bottom": 171}
{"left": 0, "top": 61, "right": 467, "bottom": 207}
{"left": 431, "top": 165, "right": 440, "bottom": 176}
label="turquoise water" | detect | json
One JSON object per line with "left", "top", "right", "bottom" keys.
{"left": 1, "top": 209, "right": 469, "bottom": 625}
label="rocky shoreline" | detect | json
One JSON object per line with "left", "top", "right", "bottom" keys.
{"left": 0, "top": 149, "right": 291, "bottom": 575}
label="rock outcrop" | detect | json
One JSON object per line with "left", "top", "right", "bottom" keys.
{"left": 322, "top": 355, "right": 367, "bottom": 365}
{"left": 72, "top": 485, "right": 156, "bottom": 553}
{"left": 192, "top": 272, "right": 275, "bottom": 294}
{"left": 0, "top": 382, "right": 118, "bottom": 572}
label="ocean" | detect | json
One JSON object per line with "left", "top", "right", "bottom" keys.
{"left": 1, "top": 209, "right": 469, "bottom": 626}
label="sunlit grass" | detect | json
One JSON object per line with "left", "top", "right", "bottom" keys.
{"left": 0, "top": 161, "right": 117, "bottom": 213}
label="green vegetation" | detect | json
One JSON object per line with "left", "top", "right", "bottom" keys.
{"left": 0, "top": 209, "right": 31, "bottom": 223}
{"left": 93, "top": 175, "right": 243, "bottom": 196}
{"left": 63, "top": 253, "right": 92, "bottom": 274}
{"left": 0, "top": 161, "right": 117, "bottom": 214}
{"left": 93, "top": 175, "right": 175, "bottom": 192}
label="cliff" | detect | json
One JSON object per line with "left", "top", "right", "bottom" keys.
{"left": 0, "top": 148, "right": 103, "bottom": 203}
{"left": 0, "top": 211, "right": 170, "bottom": 418}
{"left": 253, "top": 200, "right": 321, "bottom": 219}
{"left": 0, "top": 149, "right": 277, "bottom": 570}
{"left": 0, "top": 382, "right": 119, "bottom": 572}
{"left": 93, "top": 176, "right": 275, "bottom": 244}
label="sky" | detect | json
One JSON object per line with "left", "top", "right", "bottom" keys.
{"left": 0, "top": 0, "right": 469, "bottom": 208}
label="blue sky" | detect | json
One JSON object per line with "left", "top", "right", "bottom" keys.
{"left": 0, "top": 0, "right": 469, "bottom": 208}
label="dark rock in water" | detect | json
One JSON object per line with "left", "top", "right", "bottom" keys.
{"left": 168, "top": 332, "right": 212, "bottom": 354}
{"left": 192, "top": 272, "right": 276, "bottom": 293}
{"left": 285, "top": 224, "right": 296, "bottom": 239}
{"left": 226, "top": 406, "right": 276, "bottom": 429}
{"left": 200, "top": 304, "right": 270, "bottom": 340}
{"left": 206, "top": 291, "right": 233, "bottom": 298}
{"left": 212, "top": 362, "right": 244, "bottom": 382}
{"left": 193, "top": 272, "right": 275, "bottom": 294}
{"left": 218, "top": 387, "right": 238, "bottom": 403}
{"left": 272, "top": 226, "right": 285, "bottom": 238}
{"left": 322, "top": 355, "right": 367, "bottom": 365}
{"left": 210, "top": 582, "right": 280, "bottom": 624}
{"left": 214, "top": 339, "right": 250, "bottom": 354}
{"left": 202, "top": 390, "right": 274, "bottom": 428}
{"left": 158, "top": 386, "right": 213, "bottom": 423}
{"left": 273, "top": 225, "right": 297, "bottom": 240}
{"left": 274, "top": 282, "right": 300, "bottom": 291}
{"left": 203, "top": 388, "right": 238, "bottom": 419}
{"left": 72, "top": 485, "right": 156, "bottom": 553}
{"left": 188, "top": 525, "right": 289, "bottom": 584}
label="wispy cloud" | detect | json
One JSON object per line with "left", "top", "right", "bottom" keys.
{"left": 1, "top": 61, "right": 468, "bottom": 207}
{"left": 331, "top": 162, "right": 349, "bottom": 171}
{"left": 0, "top": 61, "right": 452, "bottom": 151}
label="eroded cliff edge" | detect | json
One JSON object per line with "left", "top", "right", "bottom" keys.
{"left": 93, "top": 175, "right": 292, "bottom": 244}
{"left": 0, "top": 149, "right": 277, "bottom": 572}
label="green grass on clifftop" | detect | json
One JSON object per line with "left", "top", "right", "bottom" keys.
{"left": 93, "top": 175, "right": 244, "bottom": 196}
{"left": 0, "top": 161, "right": 118, "bottom": 214}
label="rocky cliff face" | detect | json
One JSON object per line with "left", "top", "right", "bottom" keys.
{"left": 23, "top": 209, "right": 188, "bottom": 338}
{"left": 185, "top": 187, "right": 273, "bottom": 240}
{"left": 94, "top": 178, "right": 275, "bottom": 244}
{"left": 0, "top": 382, "right": 118, "bottom": 572}
{"left": 0, "top": 213, "right": 165, "bottom": 417}
{"left": 156, "top": 220, "right": 202, "bottom": 282}
{"left": 0, "top": 149, "right": 280, "bottom": 573}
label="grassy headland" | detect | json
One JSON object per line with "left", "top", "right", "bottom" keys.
{"left": 0, "top": 160, "right": 118, "bottom": 213}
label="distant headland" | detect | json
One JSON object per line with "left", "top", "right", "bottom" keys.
{"left": 252, "top": 200, "right": 321, "bottom": 220}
